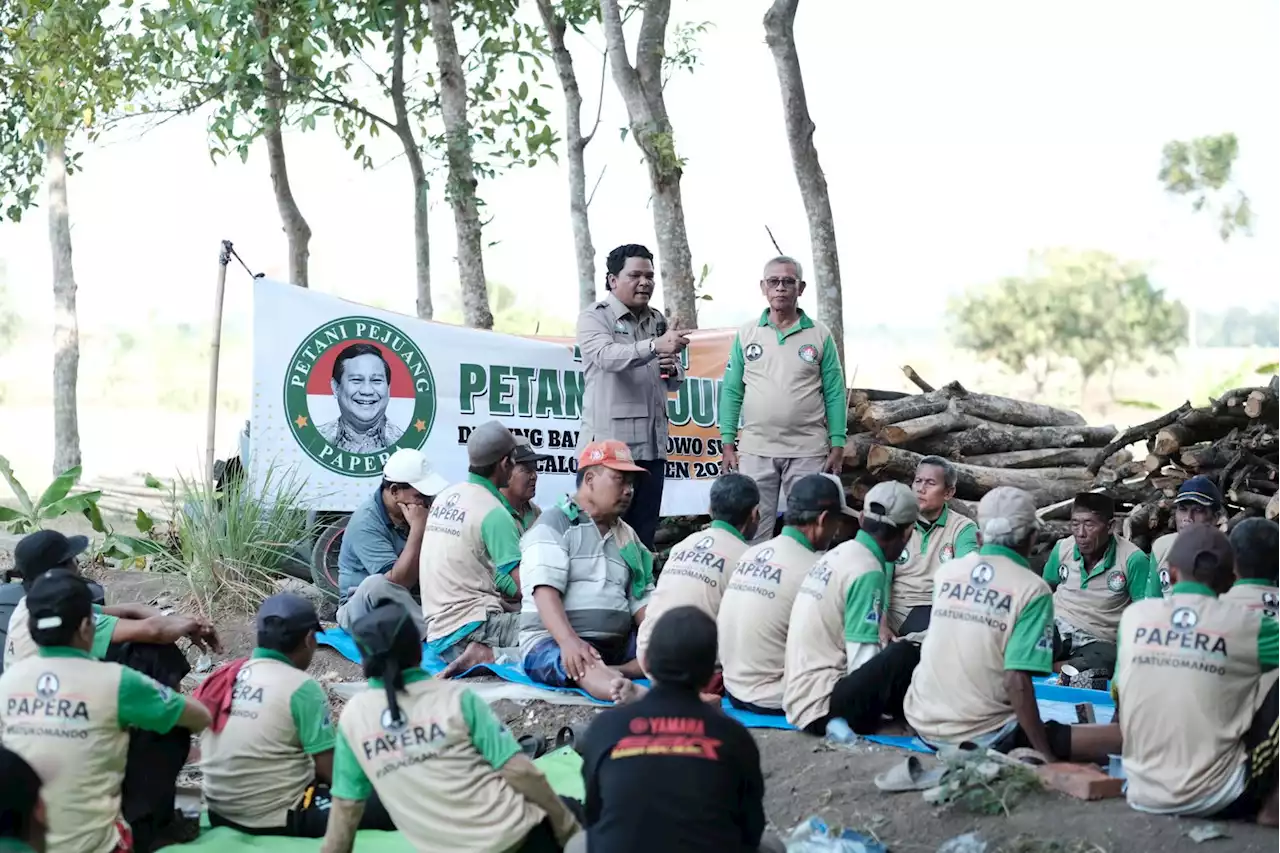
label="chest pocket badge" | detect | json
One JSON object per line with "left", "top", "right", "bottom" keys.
{"left": 798, "top": 343, "right": 819, "bottom": 364}
{"left": 940, "top": 544, "right": 955, "bottom": 562}
{"left": 1106, "top": 570, "right": 1126, "bottom": 593}
{"left": 744, "top": 343, "right": 764, "bottom": 362}
{"left": 613, "top": 319, "right": 629, "bottom": 334}
{"left": 1058, "top": 564, "right": 1069, "bottom": 582}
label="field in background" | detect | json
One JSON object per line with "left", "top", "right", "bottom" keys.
{"left": 0, "top": 308, "right": 1273, "bottom": 503}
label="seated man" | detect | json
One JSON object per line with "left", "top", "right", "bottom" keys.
{"left": 502, "top": 437, "right": 552, "bottom": 532}
{"left": 636, "top": 473, "right": 760, "bottom": 673}
{"left": 1042, "top": 493, "right": 1151, "bottom": 682}
{"left": 4, "top": 530, "right": 218, "bottom": 671}
{"left": 1115, "top": 525, "right": 1278, "bottom": 825}
{"left": 718, "top": 474, "right": 850, "bottom": 715}
{"left": 886, "top": 456, "right": 978, "bottom": 635}
{"left": 4, "top": 529, "right": 218, "bottom": 852}
{"left": 1223, "top": 518, "right": 1279, "bottom": 618}
{"left": 201, "top": 593, "right": 393, "bottom": 837}
{"left": 519, "top": 440, "right": 655, "bottom": 701}
{"left": 1145, "top": 476, "right": 1223, "bottom": 598}
{"left": 1, "top": 746, "right": 48, "bottom": 853}
{"left": 0, "top": 570, "right": 212, "bottom": 853}
{"left": 906, "top": 488, "right": 1120, "bottom": 761}
{"left": 572, "top": 607, "right": 782, "bottom": 853}
{"left": 784, "top": 481, "right": 916, "bottom": 734}
{"left": 336, "top": 448, "right": 447, "bottom": 635}
{"left": 320, "top": 602, "right": 580, "bottom": 853}
{"left": 426, "top": 422, "right": 526, "bottom": 674}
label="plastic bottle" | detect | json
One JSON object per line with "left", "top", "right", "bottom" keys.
{"left": 824, "top": 717, "right": 857, "bottom": 744}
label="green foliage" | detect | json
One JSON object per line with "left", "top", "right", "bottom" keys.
{"left": 0, "top": 0, "right": 142, "bottom": 221}
{"left": 0, "top": 457, "right": 103, "bottom": 533}
{"left": 662, "top": 20, "right": 711, "bottom": 84}
{"left": 152, "top": 464, "right": 314, "bottom": 610}
{"left": 948, "top": 250, "right": 1188, "bottom": 399}
{"left": 1159, "top": 133, "right": 1252, "bottom": 241}
{"left": 928, "top": 755, "right": 1041, "bottom": 816}
{"left": 1194, "top": 304, "right": 1279, "bottom": 348}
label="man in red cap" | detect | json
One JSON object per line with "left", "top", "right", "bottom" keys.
{"left": 517, "top": 440, "right": 655, "bottom": 700}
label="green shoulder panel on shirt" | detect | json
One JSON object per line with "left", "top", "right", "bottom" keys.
{"left": 1004, "top": 592, "right": 1055, "bottom": 674}
{"left": 818, "top": 334, "right": 847, "bottom": 447}
{"left": 1260, "top": 617, "right": 1278, "bottom": 672}
{"left": 460, "top": 688, "right": 521, "bottom": 770}
{"left": 481, "top": 506, "right": 523, "bottom": 575}
{"left": 618, "top": 540, "right": 655, "bottom": 601}
{"left": 330, "top": 729, "right": 374, "bottom": 801}
{"left": 290, "top": 679, "right": 337, "bottom": 754}
{"left": 92, "top": 613, "right": 119, "bottom": 659}
{"left": 718, "top": 334, "right": 747, "bottom": 443}
{"left": 1123, "top": 549, "right": 1151, "bottom": 600}
{"left": 953, "top": 522, "right": 979, "bottom": 559}
{"left": 842, "top": 571, "right": 884, "bottom": 645}
{"left": 1142, "top": 553, "right": 1164, "bottom": 599}
{"left": 117, "top": 666, "right": 186, "bottom": 733}
{"left": 1041, "top": 547, "right": 1063, "bottom": 589}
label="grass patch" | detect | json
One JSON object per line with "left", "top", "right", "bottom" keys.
{"left": 152, "top": 465, "right": 315, "bottom": 613}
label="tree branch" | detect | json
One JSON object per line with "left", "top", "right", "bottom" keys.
{"left": 635, "top": 0, "right": 671, "bottom": 97}
{"left": 389, "top": 0, "right": 409, "bottom": 136}
{"left": 583, "top": 45, "right": 608, "bottom": 147}
{"left": 599, "top": 0, "right": 644, "bottom": 107}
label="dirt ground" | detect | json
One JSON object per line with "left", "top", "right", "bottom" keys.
{"left": 11, "top": 563, "right": 1277, "bottom": 853}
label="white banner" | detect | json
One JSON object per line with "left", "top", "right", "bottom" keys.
{"left": 249, "top": 279, "right": 736, "bottom": 516}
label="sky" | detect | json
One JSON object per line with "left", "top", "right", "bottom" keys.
{"left": 0, "top": 0, "right": 1276, "bottom": 337}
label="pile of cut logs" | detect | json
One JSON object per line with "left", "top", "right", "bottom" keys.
{"left": 842, "top": 372, "right": 1117, "bottom": 561}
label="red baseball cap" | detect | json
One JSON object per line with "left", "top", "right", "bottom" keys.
{"left": 578, "top": 440, "right": 647, "bottom": 473}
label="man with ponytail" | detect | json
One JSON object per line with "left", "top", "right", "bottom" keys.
{"left": 321, "top": 603, "right": 581, "bottom": 853}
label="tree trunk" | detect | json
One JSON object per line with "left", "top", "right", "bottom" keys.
{"left": 599, "top": 0, "right": 698, "bottom": 327}
{"left": 960, "top": 447, "right": 1102, "bottom": 469}
{"left": 866, "top": 444, "right": 1094, "bottom": 504}
{"left": 426, "top": 0, "right": 492, "bottom": 329}
{"left": 257, "top": 4, "right": 311, "bottom": 287}
{"left": 47, "top": 136, "right": 81, "bottom": 474}
{"left": 388, "top": 0, "right": 431, "bottom": 319}
{"left": 913, "top": 422, "right": 1117, "bottom": 459}
{"left": 535, "top": 0, "right": 597, "bottom": 310}
{"left": 763, "top": 0, "right": 844, "bottom": 366}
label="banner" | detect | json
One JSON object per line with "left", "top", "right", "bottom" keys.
{"left": 249, "top": 279, "right": 735, "bottom": 516}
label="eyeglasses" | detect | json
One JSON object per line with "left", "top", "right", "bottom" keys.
{"left": 765, "top": 277, "right": 798, "bottom": 290}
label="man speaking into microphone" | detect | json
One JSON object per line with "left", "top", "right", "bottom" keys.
{"left": 576, "top": 244, "right": 691, "bottom": 549}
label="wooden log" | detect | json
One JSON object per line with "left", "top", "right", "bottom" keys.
{"left": 1245, "top": 478, "right": 1278, "bottom": 495}
{"left": 865, "top": 444, "right": 1094, "bottom": 503}
{"left": 951, "top": 392, "right": 1086, "bottom": 428}
{"left": 858, "top": 384, "right": 959, "bottom": 431}
{"left": 1039, "top": 520, "right": 1072, "bottom": 545}
{"left": 913, "top": 422, "right": 1117, "bottom": 458}
{"left": 949, "top": 498, "right": 978, "bottom": 520}
{"left": 1229, "top": 489, "right": 1272, "bottom": 512}
{"left": 848, "top": 388, "right": 910, "bottom": 408}
{"left": 1180, "top": 442, "right": 1236, "bottom": 471}
{"left": 879, "top": 406, "right": 972, "bottom": 446}
{"left": 902, "top": 365, "right": 935, "bottom": 393}
{"left": 1151, "top": 423, "right": 1199, "bottom": 457}
{"left": 1144, "top": 454, "right": 1166, "bottom": 473}
{"left": 842, "top": 434, "right": 879, "bottom": 467}
{"left": 1244, "top": 387, "right": 1276, "bottom": 420}
{"left": 1227, "top": 508, "right": 1263, "bottom": 531}
{"left": 1093, "top": 460, "right": 1144, "bottom": 486}
{"left": 1212, "top": 385, "right": 1272, "bottom": 417}
{"left": 1268, "top": 493, "right": 1279, "bottom": 521}
{"left": 962, "top": 447, "right": 1102, "bottom": 469}
{"left": 1180, "top": 407, "right": 1252, "bottom": 437}
{"left": 1088, "top": 402, "right": 1192, "bottom": 474}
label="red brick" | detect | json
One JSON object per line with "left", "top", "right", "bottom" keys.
{"left": 1035, "top": 762, "right": 1124, "bottom": 800}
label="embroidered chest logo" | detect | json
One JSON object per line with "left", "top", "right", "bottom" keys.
{"left": 797, "top": 344, "right": 819, "bottom": 364}
{"left": 613, "top": 319, "right": 629, "bottom": 333}
{"left": 1058, "top": 564, "right": 1069, "bottom": 582}
{"left": 895, "top": 547, "right": 910, "bottom": 566}
{"left": 1105, "top": 570, "right": 1126, "bottom": 593}
{"left": 381, "top": 708, "right": 408, "bottom": 733}
{"left": 1170, "top": 607, "right": 1198, "bottom": 630}
{"left": 754, "top": 548, "right": 775, "bottom": 563}
{"left": 1262, "top": 592, "right": 1278, "bottom": 616}
{"left": 693, "top": 536, "right": 715, "bottom": 550}
{"left": 744, "top": 343, "right": 764, "bottom": 362}
{"left": 940, "top": 544, "right": 955, "bottom": 562}
{"left": 1159, "top": 569, "right": 1171, "bottom": 593}
{"left": 35, "top": 673, "right": 59, "bottom": 699}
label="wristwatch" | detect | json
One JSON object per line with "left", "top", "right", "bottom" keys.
{"left": 648, "top": 338, "right": 657, "bottom": 355}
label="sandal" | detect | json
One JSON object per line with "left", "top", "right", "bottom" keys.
{"left": 873, "top": 756, "right": 946, "bottom": 793}
{"left": 555, "top": 726, "right": 576, "bottom": 750}
{"left": 518, "top": 734, "right": 547, "bottom": 759}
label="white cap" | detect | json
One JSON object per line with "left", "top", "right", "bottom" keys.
{"left": 382, "top": 449, "right": 448, "bottom": 496}
{"left": 862, "top": 480, "right": 919, "bottom": 527}
{"left": 977, "top": 487, "right": 1039, "bottom": 541}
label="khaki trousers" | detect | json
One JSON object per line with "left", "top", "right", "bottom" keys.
{"left": 738, "top": 452, "right": 827, "bottom": 545}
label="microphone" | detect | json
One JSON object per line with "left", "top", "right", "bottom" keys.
{"left": 655, "top": 315, "right": 671, "bottom": 379}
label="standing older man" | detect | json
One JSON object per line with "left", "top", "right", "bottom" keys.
{"left": 577, "top": 244, "right": 690, "bottom": 550}
{"left": 719, "top": 256, "right": 848, "bottom": 544}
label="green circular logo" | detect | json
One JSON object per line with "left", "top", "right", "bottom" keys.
{"left": 284, "top": 316, "right": 436, "bottom": 476}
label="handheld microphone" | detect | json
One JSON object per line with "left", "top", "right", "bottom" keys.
{"left": 655, "top": 315, "right": 671, "bottom": 379}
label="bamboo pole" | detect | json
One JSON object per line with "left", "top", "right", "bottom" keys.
{"left": 205, "top": 241, "right": 231, "bottom": 486}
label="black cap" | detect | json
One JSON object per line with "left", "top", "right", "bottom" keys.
{"left": 257, "top": 593, "right": 321, "bottom": 639}
{"left": 1175, "top": 475, "right": 1223, "bottom": 509}
{"left": 1073, "top": 492, "right": 1115, "bottom": 520}
{"left": 14, "top": 530, "right": 88, "bottom": 585}
{"left": 26, "top": 569, "right": 94, "bottom": 646}
{"left": 510, "top": 437, "right": 552, "bottom": 466}
{"left": 645, "top": 606, "right": 717, "bottom": 690}
{"left": 1168, "top": 524, "right": 1234, "bottom": 581}
{"left": 351, "top": 601, "right": 420, "bottom": 662}
{"left": 787, "top": 473, "right": 856, "bottom": 517}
